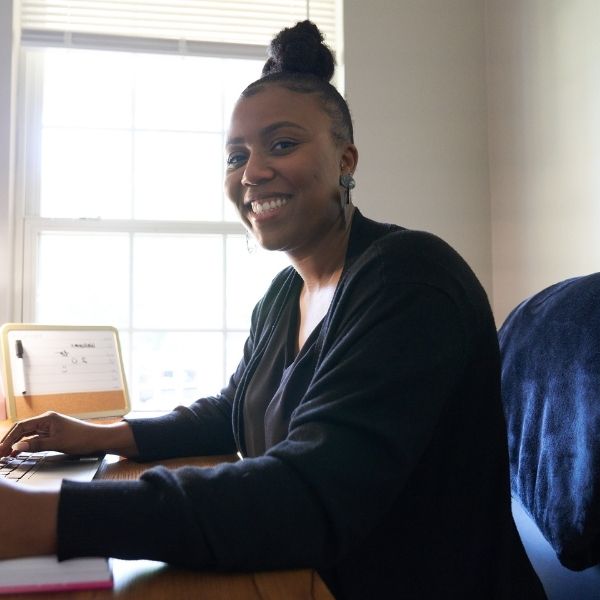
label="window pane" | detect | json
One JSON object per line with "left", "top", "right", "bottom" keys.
{"left": 226, "top": 331, "right": 249, "bottom": 380}
{"left": 119, "top": 331, "right": 131, "bottom": 385}
{"left": 36, "top": 232, "right": 130, "bottom": 326}
{"left": 132, "top": 234, "right": 223, "bottom": 329}
{"left": 133, "top": 131, "right": 223, "bottom": 221}
{"left": 223, "top": 191, "right": 240, "bottom": 222}
{"left": 134, "top": 54, "right": 223, "bottom": 132}
{"left": 226, "top": 235, "right": 290, "bottom": 329}
{"left": 222, "top": 59, "right": 263, "bottom": 130}
{"left": 41, "top": 128, "right": 132, "bottom": 218}
{"left": 131, "top": 331, "right": 223, "bottom": 410}
{"left": 38, "top": 48, "right": 263, "bottom": 223}
{"left": 42, "top": 49, "right": 133, "bottom": 129}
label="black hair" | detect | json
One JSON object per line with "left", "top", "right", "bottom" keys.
{"left": 241, "top": 20, "right": 354, "bottom": 145}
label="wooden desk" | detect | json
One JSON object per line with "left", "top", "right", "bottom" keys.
{"left": 1, "top": 453, "right": 334, "bottom": 600}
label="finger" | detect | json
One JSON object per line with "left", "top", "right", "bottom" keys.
{"left": 0, "top": 424, "right": 29, "bottom": 456}
{"left": 0, "top": 431, "right": 47, "bottom": 456}
{"left": 0, "top": 425, "right": 17, "bottom": 456}
{"left": 1, "top": 415, "right": 53, "bottom": 444}
{"left": 0, "top": 422, "right": 20, "bottom": 444}
{"left": 12, "top": 436, "right": 51, "bottom": 453}
{"left": 11, "top": 440, "right": 32, "bottom": 453}
{"left": 0, "top": 441, "right": 13, "bottom": 457}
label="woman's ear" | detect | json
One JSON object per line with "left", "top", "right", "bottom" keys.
{"left": 340, "top": 144, "right": 359, "bottom": 175}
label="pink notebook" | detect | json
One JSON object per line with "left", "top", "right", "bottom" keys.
{"left": 0, "top": 555, "right": 112, "bottom": 594}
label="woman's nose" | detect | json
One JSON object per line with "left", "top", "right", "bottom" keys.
{"left": 241, "top": 152, "right": 274, "bottom": 186}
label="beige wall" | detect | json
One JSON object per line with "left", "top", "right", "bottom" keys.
{"left": 345, "top": 0, "right": 600, "bottom": 326}
{"left": 487, "top": 0, "right": 600, "bottom": 324}
{"left": 344, "top": 0, "right": 493, "bottom": 297}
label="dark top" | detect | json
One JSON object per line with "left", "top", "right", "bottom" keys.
{"left": 243, "top": 278, "right": 323, "bottom": 457}
{"left": 57, "top": 210, "right": 545, "bottom": 599}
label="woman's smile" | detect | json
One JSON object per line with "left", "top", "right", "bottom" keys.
{"left": 245, "top": 194, "right": 291, "bottom": 222}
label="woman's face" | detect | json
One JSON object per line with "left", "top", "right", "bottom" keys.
{"left": 225, "top": 85, "right": 356, "bottom": 255}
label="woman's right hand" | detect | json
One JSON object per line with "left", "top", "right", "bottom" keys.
{"left": 0, "top": 411, "right": 139, "bottom": 458}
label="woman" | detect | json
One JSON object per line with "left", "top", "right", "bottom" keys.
{"left": 0, "top": 21, "right": 544, "bottom": 599}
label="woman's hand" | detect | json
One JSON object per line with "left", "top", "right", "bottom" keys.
{"left": 0, "top": 412, "right": 139, "bottom": 458}
{"left": 0, "top": 480, "right": 58, "bottom": 559}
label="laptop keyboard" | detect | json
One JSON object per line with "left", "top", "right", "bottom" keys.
{"left": 0, "top": 452, "right": 46, "bottom": 482}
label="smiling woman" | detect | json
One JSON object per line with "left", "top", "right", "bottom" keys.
{"left": 0, "top": 19, "right": 546, "bottom": 600}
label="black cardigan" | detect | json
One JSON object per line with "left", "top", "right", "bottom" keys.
{"left": 57, "top": 210, "right": 545, "bottom": 599}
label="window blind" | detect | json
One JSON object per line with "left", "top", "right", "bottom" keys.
{"left": 20, "top": 0, "right": 337, "bottom": 51}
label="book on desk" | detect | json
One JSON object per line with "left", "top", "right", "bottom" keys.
{"left": 0, "top": 555, "right": 112, "bottom": 595}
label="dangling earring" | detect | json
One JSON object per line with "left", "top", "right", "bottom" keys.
{"left": 339, "top": 172, "right": 356, "bottom": 206}
{"left": 245, "top": 231, "right": 257, "bottom": 254}
{"left": 339, "top": 171, "right": 356, "bottom": 227}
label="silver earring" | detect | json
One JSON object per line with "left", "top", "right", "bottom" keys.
{"left": 339, "top": 173, "right": 356, "bottom": 205}
{"left": 340, "top": 173, "right": 356, "bottom": 190}
{"left": 245, "top": 231, "right": 257, "bottom": 254}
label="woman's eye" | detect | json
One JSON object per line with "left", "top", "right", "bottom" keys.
{"left": 271, "top": 140, "right": 297, "bottom": 153}
{"left": 226, "top": 152, "right": 246, "bottom": 168}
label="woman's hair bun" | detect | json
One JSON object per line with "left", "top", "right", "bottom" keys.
{"left": 262, "top": 20, "right": 335, "bottom": 82}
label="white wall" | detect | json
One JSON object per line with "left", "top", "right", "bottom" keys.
{"left": 345, "top": 1, "right": 600, "bottom": 325}
{"left": 487, "top": 0, "right": 600, "bottom": 324}
{"left": 344, "top": 0, "right": 493, "bottom": 297}
{"left": 0, "top": 2, "right": 18, "bottom": 324}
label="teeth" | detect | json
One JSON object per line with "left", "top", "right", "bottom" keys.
{"left": 250, "top": 197, "right": 288, "bottom": 215}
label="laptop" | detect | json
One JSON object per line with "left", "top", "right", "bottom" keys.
{"left": 0, "top": 450, "right": 103, "bottom": 489}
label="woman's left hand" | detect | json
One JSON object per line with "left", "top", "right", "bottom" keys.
{"left": 0, "top": 479, "right": 59, "bottom": 559}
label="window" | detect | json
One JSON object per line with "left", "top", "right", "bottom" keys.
{"left": 13, "top": 1, "right": 340, "bottom": 410}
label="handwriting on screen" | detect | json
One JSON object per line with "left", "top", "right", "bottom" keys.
{"left": 8, "top": 330, "right": 122, "bottom": 396}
